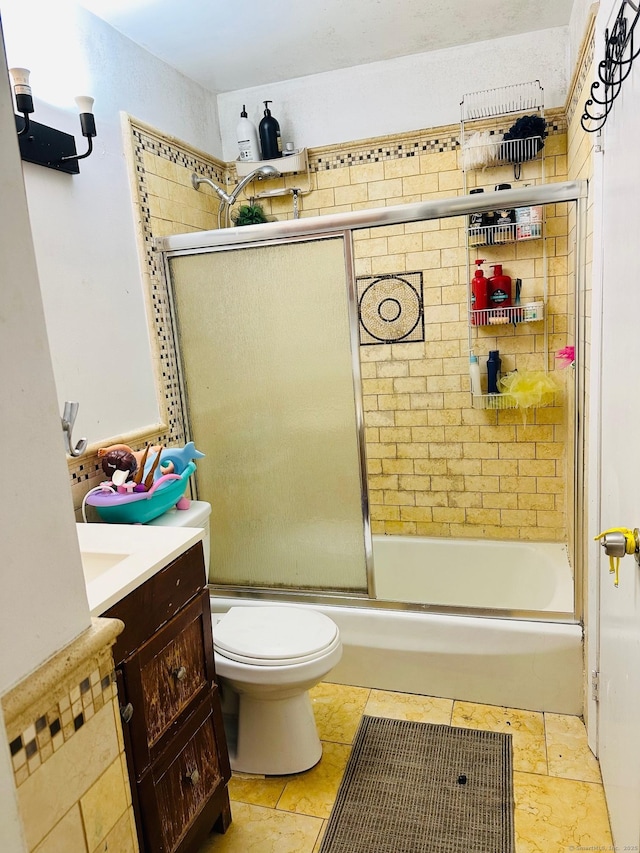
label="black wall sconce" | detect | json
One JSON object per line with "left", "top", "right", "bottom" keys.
{"left": 10, "top": 68, "right": 96, "bottom": 175}
{"left": 582, "top": 0, "right": 640, "bottom": 133}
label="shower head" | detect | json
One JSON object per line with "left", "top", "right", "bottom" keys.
{"left": 228, "top": 164, "right": 281, "bottom": 204}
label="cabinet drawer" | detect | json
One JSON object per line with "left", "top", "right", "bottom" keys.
{"left": 123, "top": 591, "right": 215, "bottom": 771}
{"left": 106, "top": 542, "right": 206, "bottom": 662}
{"left": 138, "top": 692, "right": 231, "bottom": 853}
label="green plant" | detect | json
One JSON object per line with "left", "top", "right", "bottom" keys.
{"left": 231, "top": 202, "right": 270, "bottom": 226}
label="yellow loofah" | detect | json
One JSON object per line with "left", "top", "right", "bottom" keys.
{"left": 498, "top": 370, "right": 561, "bottom": 423}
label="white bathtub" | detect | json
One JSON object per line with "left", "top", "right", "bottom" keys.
{"left": 210, "top": 536, "right": 583, "bottom": 716}
{"left": 372, "top": 534, "right": 574, "bottom": 612}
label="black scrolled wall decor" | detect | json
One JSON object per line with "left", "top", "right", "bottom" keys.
{"left": 582, "top": 0, "right": 640, "bottom": 132}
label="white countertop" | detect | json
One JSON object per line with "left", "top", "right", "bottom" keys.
{"left": 76, "top": 522, "right": 205, "bottom": 617}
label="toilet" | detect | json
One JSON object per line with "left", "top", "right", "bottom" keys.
{"left": 149, "top": 500, "right": 343, "bottom": 775}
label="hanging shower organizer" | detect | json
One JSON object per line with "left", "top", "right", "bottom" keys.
{"left": 460, "top": 81, "right": 553, "bottom": 410}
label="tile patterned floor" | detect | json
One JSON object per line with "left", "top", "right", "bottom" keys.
{"left": 198, "top": 683, "right": 612, "bottom": 853}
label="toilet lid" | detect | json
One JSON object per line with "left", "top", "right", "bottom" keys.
{"left": 214, "top": 606, "right": 339, "bottom": 666}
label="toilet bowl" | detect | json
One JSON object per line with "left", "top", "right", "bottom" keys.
{"left": 148, "top": 501, "right": 342, "bottom": 775}
{"left": 213, "top": 605, "right": 342, "bottom": 775}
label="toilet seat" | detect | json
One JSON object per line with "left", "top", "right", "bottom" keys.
{"left": 214, "top": 606, "right": 339, "bottom": 666}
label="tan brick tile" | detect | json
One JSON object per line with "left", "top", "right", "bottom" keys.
{"left": 465, "top": 508, "right": 501, "bottom": 526}
{"left": 365, "top": 410, "right": 396, "bottom": 427}
{"left": 367, "top": 459, "right": 383, "bottom": 475}
{"left": 415, "top": 491, "right": 448, "bottom": 507}
{"left": 334, "top": 183, "right": 369, "bottom": 205}
{"left": 365, "top": 443, "right": 398, "bottom": 459}
{"left": 420, "top": 151, "right": 458, "bottom": 172}
{"left": 368, "top": 178, "right": 404, "bottom": 200}
{"left": 431, "top": 475, "right": 465, "bottom": 492}
{"left": 482, "top": 493, "right": 519, "bottom": 509}
{"left": 481, "top": 459, "right": 519, "bottom": 476}
{"left": 362, "top": 378, "right": 395, "bottom": 395}
{"left": 517, "top": 493, "right": 556, "bottom": 511}
{"left": 400, "top": 506, "right": 434, "bottom": 522}
{"left": 464, "top": 475, "right": 500, "bottom": 492}
{"left": 536, "top": 443, "right": 565, "bottom": 459}
{"left": 382, "top": 459, "right": 414, "bottom": 474}
{"left": 396, "top": 410, "right": 430, "bottom": 426}
{"left": 414, "top": 459, "right": 448, "bottom": 475}
{"left": 416, "top": 522, "right": 451, "bottom": 536}
{"left": 444, "top": 425, "right": 480, "bottom": 442}
{"left": 371, "top": 254, "right": 409, "bottom": 274}
{"left": 536, "top": 477, "right": 566, "bottom": 494}
{"left": 499, "top": 442, "right": 536, "bottom": 459}
{"left": 410, "top": 426, "right": 446, "bottom": 442}
{"left": 316, "top": 168, "right": 351, "bottom": 189}
{"left": 500, "top": 509, "right": 538, "bottom": 527}
{"left": 393, "top": 377, "right": 427, "bottom": 394}
{"left": 449, "top": 492, "right": 483, "bottom": 508}
{"left": 398, "top": 475, "right": 432, "bottom": 491}
{"left": 409, "top": 360, "right": 445, "bottom": 377}
{"left": 428, "top": 409, "right": 463, "bottom": 426}
{"left": 378, "top": 393, "right": 412, "bottom": 410}
{"left": 405, "top": 249, "right": 443, "bottom": 269}
{"left": 402, "top": 174, "right": 440, "bottom": 195}
{"left": 462, "top": 442, "right": 500, "bottom": 459}
{"left": 379, "top": 427, "right": 412, "bottom": 443}
{"left": 387, "top": 233, "right": 424, "bottom": 254}
{"left": 369, "top": 474, "right": 399, "bottom": 490}
{"left": 519, "top": 459, "right": 557, "bottom": 477}
{"left": 446, "top": 458, "right": 482, "bottom": 475}
{"left": 536, "top": 511, "right": 566, "bottom": 528}
{"left": 385, "top": 521, "right": 418, "bottom": 535}
{"left": 354, "top": 236, "right": 388, "bottom": 257}
{"left": 370, "top": 505, "right": 401, "bottom": 521}
{"left": 409, "top": 393, "right": 444, "bottom": 409}
{"left": 427, "top": 443, "right": 464, "bottom": 459}
{"left": 397, "top": 442, "right": 431, "bottom": 459}
{"left": 500, "top": 476, "right": 538, "bottom": 493}
{"left": 432, "top": 507, "right": 466, "bottom": 523}
{"left": 384, "top": 158, "right": 422, "bottom": 179}
{"left": 384, "top": 490, "right": 416, "bottom": 506}
{"left": 350, "top": 162, "right": 385, "bottom": 184}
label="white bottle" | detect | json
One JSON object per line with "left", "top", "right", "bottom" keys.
{"left": 469, "top": 354, "right": 482, "bottom": 396}
{"left": 236, "top": 105, "right": 260, "bottom": 162}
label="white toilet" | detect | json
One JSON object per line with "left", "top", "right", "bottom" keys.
{"left": 149, "top": 500, "right": 343, "bottom": 775}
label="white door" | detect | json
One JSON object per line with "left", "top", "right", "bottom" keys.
{"left": 596, "top": 3, "right": 640, "bottom": 845}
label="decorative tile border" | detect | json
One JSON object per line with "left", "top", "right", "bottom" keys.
{"left": 8, "top": 660, "right": 116, "bottom": 788}
{"left": 566, "top": 29, "right": 596, "bottom": 127}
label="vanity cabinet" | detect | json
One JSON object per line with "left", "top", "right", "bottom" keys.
{"left": 103, "top": 541, "right": 231, "bottom": 853}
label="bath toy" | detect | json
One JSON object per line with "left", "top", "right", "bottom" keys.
{"left": 87, "top": 441, "right": 204, "bottom": 524}
{"left": 100, "top": 448, "right": 137, "bottom": 487}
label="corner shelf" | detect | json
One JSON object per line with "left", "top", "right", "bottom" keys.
{"left": 235, "top": 148, "right": 308, "bottom": 178}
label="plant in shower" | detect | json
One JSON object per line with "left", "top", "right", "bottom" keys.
{"left": 231, "top": 202, "right": 271, "bottom": 226}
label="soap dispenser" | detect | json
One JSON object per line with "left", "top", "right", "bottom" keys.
{"left": 258, "top": 100, "right": 282, "bottom": 160}
{"left": 236, "top": 105, "right": 261, "bottom": 162}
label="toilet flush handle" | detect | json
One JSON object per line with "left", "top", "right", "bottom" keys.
{"left": 594, "top": 527, "right": 640, "bottom": 586}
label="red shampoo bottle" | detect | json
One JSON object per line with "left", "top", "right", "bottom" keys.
{"left": 488, "top": 264, "right": 512, "bottom": 309}
{"left": 471, "top": 259, "right": 488, "bottom": 325}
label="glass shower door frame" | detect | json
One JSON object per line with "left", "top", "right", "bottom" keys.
{"left": 163, "top": 230, "right": 376, "bottom": 599}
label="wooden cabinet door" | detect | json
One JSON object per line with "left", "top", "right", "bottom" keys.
{"left": 122, "top": 590, "right": 216, "bottom": 773}
{"left": 138, "top": 691, "right": 231, "bottom": 853}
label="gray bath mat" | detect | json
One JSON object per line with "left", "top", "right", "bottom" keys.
{"left": 319, "top": 715, "right": 514, "bottom": 853}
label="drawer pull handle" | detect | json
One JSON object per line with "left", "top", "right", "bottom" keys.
{"left": 173, "top": 665, "right": 188, "bottom": 682}
{"left": 120, "top": 703, "right": 134, "bottom": 724}
{"left": 184, "top": 768, "right": 200, "bottom": 786}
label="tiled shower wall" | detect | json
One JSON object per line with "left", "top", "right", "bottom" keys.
{"left": 122, "top": 107, "right": 572, "bottom": 543}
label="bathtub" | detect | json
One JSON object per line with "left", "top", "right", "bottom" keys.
{"left": 371, "top": 534, "right": 574, "bottom": 611}
{"left": 209, "top": 536, "right": 583, "bottom": 716}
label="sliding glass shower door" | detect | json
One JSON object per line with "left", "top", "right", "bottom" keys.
{"left": 168, "top": 237, "right": 369, "bottom": 592}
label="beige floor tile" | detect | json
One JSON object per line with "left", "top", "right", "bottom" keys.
{"left": 200, "top": 801, "right": 323, "bottom": 853}
{"left": 310, "top": 683, "right": 370, "bottom": 744}
{"left": 514, "top": 771, "right": 612, "bottom": 853}
{"left": 312, "top": 820, "right": 327, "bottom": 853}
{"left": 365, "top": 689, "right": 453, "bottom": 724}
{"left": 544, "top": 713, "right": 602, "bottom": 783}
{"left": 276, "top": 741, "right": 351, "bottom": 819}
{"left": 228, "top": 773, "right": 288, "bottom": 809}
{"left": 452, "top": 701, "right": 547, "bottom": 775}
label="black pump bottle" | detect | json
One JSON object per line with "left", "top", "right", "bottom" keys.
{"left": 259, "top": 101, "right": 282, "bottom": 159}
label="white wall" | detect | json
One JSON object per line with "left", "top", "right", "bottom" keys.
{"left": 0, "top": 21, "right": 92, "bottom": 848}
{"left": 569, "top": 0, "right": 599, "bottom": 72}
{"left": 217, "top": 27, "right": 569, "bottom": 162}
{"left": 0, "top": 1, "right": 222, "bottom": 444}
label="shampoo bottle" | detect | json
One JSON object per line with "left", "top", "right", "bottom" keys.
{"left": 470, "top": 259, "right": 488, "bottom": 325}
{"left": 258, "top": 100, "right": 282, "bottom": 159}
{"left": 488, "top": 264, "right": 512, "bottom": 309}
{"left": 487, "top": 350, "right": 502, "bottom": 394}
{"left": 236, "top": 105, "right": 260, "bottom": 162}
{"left": 469, "top": 354, "right": 482, "bottom": 396}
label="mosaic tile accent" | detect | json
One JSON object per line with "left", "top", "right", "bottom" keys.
{"left": 309, "top": 117, "right": 564, "bottom": 174}
{"left": 357, "top": 272, "right": 424, "bottom": 345}
{"left": 8, "top": 661, "right": 116, "bottom": 788}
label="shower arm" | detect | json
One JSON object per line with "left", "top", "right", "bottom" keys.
{"left": 192, "top": 165, "right": 282, "bottom": 228}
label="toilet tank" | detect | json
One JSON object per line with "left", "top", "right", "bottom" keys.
{"left": 147, "top": 500, "right": 212, "bottom": 577}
